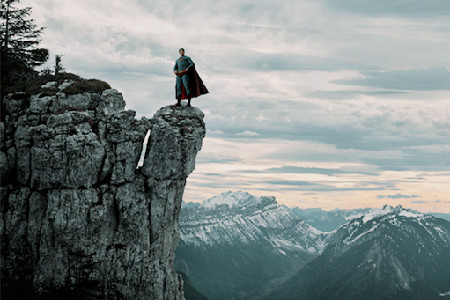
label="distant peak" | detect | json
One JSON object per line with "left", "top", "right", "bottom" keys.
{"left": 382, "top": 204, "right": 394, "bottom": 210}
{"left": 201, "top": 191, "right": 274, "bottom": 208}
{"left": 393, "top": 204, "right": 403, "bottom": 212}
{"left": 362, "top": 204, "right": 423, "bottom": 223}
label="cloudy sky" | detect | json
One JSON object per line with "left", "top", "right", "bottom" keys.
{"left": 24, "top": 0, "right": 450, "bottom": 212}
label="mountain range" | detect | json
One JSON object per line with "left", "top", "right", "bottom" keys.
{"left": 176, "top": 191, "right": 450, "bottom": 299}
{"left": 269, "top": 205, "right": 450, "bottom": 299}
{"left": 175, "top": 191, "right": 326, "bottom": 299}
{"left": 291, "top": 206, "right": 450, "bottom": 232}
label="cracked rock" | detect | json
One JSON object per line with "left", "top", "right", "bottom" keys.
{"left": 1, "top": 87, "right": 205, "bottom": 299}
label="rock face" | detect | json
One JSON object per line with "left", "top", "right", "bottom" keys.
{"left": 0, "top": 88, "right": 205, "bottom": 299}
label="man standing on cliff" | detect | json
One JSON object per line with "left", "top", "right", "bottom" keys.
{"left": 173, "top": 48, "right": 208, "bottom": 107}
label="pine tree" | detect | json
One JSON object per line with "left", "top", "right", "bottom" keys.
{"left": 1, "top": 0, "right": 49, "bottom": 94}
{"left": 54, "top": 54, "right": 64, "bottom": 76}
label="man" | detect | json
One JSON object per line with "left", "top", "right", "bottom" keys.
{"left": 173, "top": 48, "right": 208, "bottom": 107}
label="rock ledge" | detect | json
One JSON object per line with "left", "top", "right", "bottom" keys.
{"left": 1, "top": 89, "right": 205, "bottom": 299}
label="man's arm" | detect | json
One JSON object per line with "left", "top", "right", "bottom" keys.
{"left": 173, "top": 61, "right": 178, "bottom": 75}
{"left": 185, "top": 57, "right": 195, "bottom": 70}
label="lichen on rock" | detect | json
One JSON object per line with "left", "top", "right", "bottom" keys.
{"left": 1, "top": 85, "right": 205, "bottom": 299}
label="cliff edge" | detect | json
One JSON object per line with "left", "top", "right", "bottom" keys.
{"left": 0, "top": 84, "right": 205, "bottom": 299}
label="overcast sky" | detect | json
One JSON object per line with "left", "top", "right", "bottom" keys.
{"left": 24, "top": 0, "right": 450, "bottom": 212}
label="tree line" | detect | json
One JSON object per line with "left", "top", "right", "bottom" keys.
{"left": 1, "top": 0, "right": 49, "bottom": 95}
{"left": 1, "top": 0, "right": 70, "bottom": 121}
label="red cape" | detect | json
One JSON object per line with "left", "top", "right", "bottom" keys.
{"left": 176, "top": 67, "right": 209, "bottom": 100}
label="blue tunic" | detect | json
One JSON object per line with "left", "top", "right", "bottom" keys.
{"left": 174, "top": 56, "right": 195, "bottom": 97}
{"left": 173, "top": 55, "right": 195, "bottom": 72}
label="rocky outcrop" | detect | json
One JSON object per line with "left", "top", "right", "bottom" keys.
{"left": 0, "top": 87, "right": 205, "bottom": 299}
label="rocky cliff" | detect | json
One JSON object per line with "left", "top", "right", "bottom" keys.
{"left": 0, "top": 85, "right": 205, "bottom": 299}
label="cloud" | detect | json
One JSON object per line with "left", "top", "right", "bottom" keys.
{"left": 197, "top": 157, "right": 243, "bottom": 164}
{"left": 334, "top": 68, "right": 450, "bottom": 91}
{"left": 264, "top": 180, "right": 314, "bottom": 187}
{"left": 208, "top": 129, "right": 225, "bottom": 135}
{"left": 231, "top": 51, "right": 373, "bottom": 72}
{"left": 233, "top": 165, "right": 378, "bottom": 176}
{"left": 263, "top": 180, "right": 396, "bottom": 192}
{"left": 235, "top": 130, "right": 260, "bottom": 137}
{"left": 321, "top": 0, "right": 450, "bottom": 17}
{"left": 377, "top": 193, "right": 420, "bottom": 199}
{"left": 23, "top": 0, "right": 450, "bottom": 212}
{"left": 263, "top": 166, "right": 346, "bottom": 175}
{"left": 307, "top": 90, "right": 407, "bottom": 100}
{"left": 365, "top": 147, "right": 450, "bottom": 172}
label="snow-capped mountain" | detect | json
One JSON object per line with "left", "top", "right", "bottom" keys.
{"left": 291, "top": 206, "right": 450, "bottom": 232}
{"left": 179, "top": 191, "right": 326, "bottom": 251}
{"left": 268, "top": 205, "right": 450, "bottom": 300}
{"left": 175, "top": 191, "right": 326, "bottom": 300}
{"left": 200, "top": 190, "right": 258, "bottom": 208}
{"left": 291, "top": 207, "right": 373, "bottom": 231}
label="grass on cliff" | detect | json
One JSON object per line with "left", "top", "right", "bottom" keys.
{"left": 61, "top": 79, "right": 111, "bottom": 95}
{"left": 4, "top": 71, "right": 111, "bottom": 97}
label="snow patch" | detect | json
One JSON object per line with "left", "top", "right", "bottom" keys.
{"left": 360, "top": 205, "right": 424, "bottom": 223}
{"left": 435, "top": 226, "right": 444, "bottom": 234}
{"left": 398, "top": 210, "right": 424, "bottom": 218}
{"left": 344, "top": 224, "right": 379, "bottom": 245}
{"left": 362, "top": 205, "right": 394, "bottom": 223}
{"left": 202, "top": 191, "right": 255, "bottom": 208}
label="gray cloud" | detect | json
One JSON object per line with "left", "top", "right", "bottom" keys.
{"left": 334, "top": 68, "right": 450, "bottom": 91}
{"left": 233, "top": 166, "right": 378, "bottom": 176}
{"left": 263, "top": 180, "right": 396, "bottom": 192}
{"left": 231, "top": 51, "right": 374, "bottom": 72}
{"left": 366, "top": 148, "right": 450, "bottom": 172}
{"left": 265, "top": 166, "right": 345, "bottom": 175}
{"left": 322, "top": 0, "right": 450, "bottom": 17}
{"left": 197, "top": 157, "right": 243, "bottom": 164}
{"left": 377, "top": 193, "right": 419, "bottom": 199}
{"left": 307, "top": 90, "right": 407, "bottom": 100}
{"left": 26, "top": 0, "right": 450, "bottom": 212}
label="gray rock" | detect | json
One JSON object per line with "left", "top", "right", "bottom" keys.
{"left": 58, "top": 80, "right": 74, "bottom": 91}
{"left": 50, "top": 92, "right": 95, "bottom": 113}
{"left": 97, "top": 89, "right": 126, "bottom": 115}
{"left": 1, "top": 85, "right": 205, "bottom": 300}
{"left": 0, "top": 151, "right": 8, "bottom": 179}
{"left": 143, "top": 106, "right": 205, "bottom": 179}
{"left": 29, "top": 95, "right": 53, "bottom": 114}
{"left": 41, "top": 81, "right": 57, "bottom": 89}
{"left": 4, "top": 96, "right": 27, "bottom": 118}
{"left": 0, "top": 122, "right": 5, "bottom": 148}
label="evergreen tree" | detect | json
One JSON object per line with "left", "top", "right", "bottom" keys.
{"left": 54, "top": 54, "right": 64, "bottom": 76}
{"left": 1, "top": 0, "right": 49, "bottom": 95}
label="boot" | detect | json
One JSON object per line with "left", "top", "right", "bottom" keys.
{"left": 175, "top": 97, "right": 181, "bottom": 107}
{"left": 187, "top": 95, "right": 192, "bottom": 107}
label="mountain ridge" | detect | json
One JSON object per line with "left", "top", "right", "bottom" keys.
{"left": 291, "top": 204, "right": 450, "bottom": 231}
{"left": 268, "top": 204, "right": 450, "bottom": 299}
{"left": 179, "top": 191, "right": 450, "bottom": 299}
{"left": 176, "top": 191, "right": 326, "bottom": 299}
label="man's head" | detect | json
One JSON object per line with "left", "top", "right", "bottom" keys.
{"left": 179, "top": 48, "right": 185, "bottom": 56}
